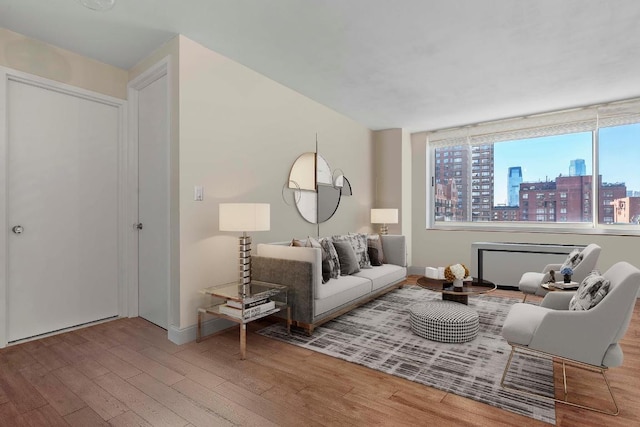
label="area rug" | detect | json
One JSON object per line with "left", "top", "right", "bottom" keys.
{"left": 257, "top": 285, "right": 556, "bottom": 424}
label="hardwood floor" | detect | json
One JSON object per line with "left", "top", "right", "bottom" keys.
{"left": 1, "top": 277, "right": 639, "bottom": 426}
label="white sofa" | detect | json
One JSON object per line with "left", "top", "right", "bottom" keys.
{"left": 253, "top": 235, "right": 407, "bottom": 334}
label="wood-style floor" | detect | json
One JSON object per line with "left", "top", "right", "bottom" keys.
{"left": 1, "top": 278, "right": 639, "bottom": 426}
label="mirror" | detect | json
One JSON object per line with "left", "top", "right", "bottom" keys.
{"left": 288, "top": 152, "right": 351, "bottom": 224}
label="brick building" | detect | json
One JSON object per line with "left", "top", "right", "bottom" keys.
{"left": 434, "top": 180, "right": 459, "bottom": 221}
{"left": 519, "top": 176, "right": 627, "bottom": 223}
{"left": 492, "top": 205, "right": 521, "bottom": 221}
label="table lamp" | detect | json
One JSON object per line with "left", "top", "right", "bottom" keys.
{"left": 371, "top": 208, "right": 398, "bottom": 235}
{"left": 219, "top": 203, "right": 270, "bottom": 294}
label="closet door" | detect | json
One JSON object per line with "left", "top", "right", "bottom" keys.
{"left": 7, "top": 79, "right": 120, "bottom": 342}
{"left": 137, "top": 73, "right": 169, "bottom": 329}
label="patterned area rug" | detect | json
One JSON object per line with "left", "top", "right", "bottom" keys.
{"left": 257, "top": 285, "right": 556, "bottom": 424}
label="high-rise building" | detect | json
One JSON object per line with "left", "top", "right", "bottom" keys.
{"left": 471, "top": 144, "right": 494, "bottom": 221}
{"left": 507, "top": 166, "right": 523, "bottom": 207}
{"left": 569, "top": 159, "right": 586, "bottom": 176}
{"left": 434, "top": 146, "right": 470, "bottom": 221}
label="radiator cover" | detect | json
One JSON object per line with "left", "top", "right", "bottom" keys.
{"left": 470, "top": 242, "right": 585, "bottom": 288}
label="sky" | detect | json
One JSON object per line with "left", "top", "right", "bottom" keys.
{"left": 493, "top": 124, "right": 640, "bottom": 205}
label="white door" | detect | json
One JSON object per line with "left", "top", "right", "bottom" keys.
{"left": 137, "top": 73, "right": 169, "bottom": 329}
{"left": 7, "top": 79, "right": 120, "bottom": 342}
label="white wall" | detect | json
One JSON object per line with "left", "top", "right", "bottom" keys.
{"left": 410, "top": 132, "right": 640, "bottom": 277}
{"left": 0, "top": 28, "right": 128, "bottom": 99}
{"left": 177, "top": 36, "right": 374, "bottom": 328}
{"left": 373, "top": 128, "right": 412, "bottom": 263}
{"left": 1, "top": 28, "right": 375, "bottom": 337}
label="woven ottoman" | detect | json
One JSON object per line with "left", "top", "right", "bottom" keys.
{"left": 409, "top": 301, "right": 479, "bottom": 343}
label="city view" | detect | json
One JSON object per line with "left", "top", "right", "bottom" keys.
{"left": 434, "top": 124, "right": 640, "bottom": 224}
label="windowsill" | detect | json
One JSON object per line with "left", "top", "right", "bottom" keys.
{"left": 430, "top": 222, "right": 640, "bottom": 237}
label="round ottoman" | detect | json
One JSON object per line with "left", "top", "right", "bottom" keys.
{"left": 409, "top": 301, "right": 479, "bottom": 343}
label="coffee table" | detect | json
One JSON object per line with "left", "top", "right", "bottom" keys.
{"left": 416, "top": 276, "right": 497, "bottom": 305}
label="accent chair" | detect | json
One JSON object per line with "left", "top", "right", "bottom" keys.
{"left": 501, "top": 261, "right": 640, "bottom": 415}
{"left": 518, "top": 243, "right": 601, "bottom": 302}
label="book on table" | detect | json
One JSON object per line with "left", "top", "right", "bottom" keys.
{"left": 219, "top": 300, "right": 276, "bottom": 319}
{"left": 226, "top": 297, "right": 269, "bottom": 310}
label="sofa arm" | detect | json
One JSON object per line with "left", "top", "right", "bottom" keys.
{"left": 257, "top": 243, "right": 322, "bottom": 299}
{"left": 252, "top": 256, "right": 314, "bottom": 325}
{"left": 381, "top": 234, "right": 406, "bottom": 267}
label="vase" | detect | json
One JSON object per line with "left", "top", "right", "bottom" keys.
{"left": 453, "top": 278, "right": 463, "bottom": 288}
{"left": 563, "top": 274, "right": 572, "bottom": 283}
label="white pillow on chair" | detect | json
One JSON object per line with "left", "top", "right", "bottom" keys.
{"left": 569, "top": 272, "right": 611, "bottom": 311}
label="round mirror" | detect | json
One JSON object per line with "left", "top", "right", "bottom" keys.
{"left": 288, "top": 152, "right": 351, "bottom": 223}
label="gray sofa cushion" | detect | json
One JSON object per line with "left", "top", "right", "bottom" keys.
{"left": 367, "top": 234, "right": 385, "bottom": 266}
{"left": 315, "top": 275, "right": 372, "bottom": 316}
{"left": 319, "top": 237, "right": 340, "bottom": 280}
{"left": 354, "top": 264, "right": 407, "bottom": 291}
{"left": 333, "top": 234, "right": 372, "bottom": 269}
{"left": 333, "top": 241, "right": 360, "bottom": 275}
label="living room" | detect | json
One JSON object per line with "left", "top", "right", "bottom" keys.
{"left": 0, "top": 1, "right": 639, "bottom": 426}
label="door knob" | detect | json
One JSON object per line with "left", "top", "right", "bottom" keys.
{"left": 12, "top": 225, "right": 24, "bottom": 234}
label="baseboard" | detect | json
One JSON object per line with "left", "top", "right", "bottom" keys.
{"left": 167, "top": 317, "right": 235, "bottom": 345}
{"left": 407, "top": 266, "right": 424, "bottom": 276}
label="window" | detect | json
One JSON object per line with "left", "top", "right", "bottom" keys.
{"left": 429, "top": 97, "right": 640, "bottom": 229}
{"left": 599, "top": 123, "right": 640, "bottom": 224}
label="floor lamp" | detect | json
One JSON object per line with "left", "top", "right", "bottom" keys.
{"left": 219, "top": 203, "right": 270, "bottom": 295}
{"left": 371, "top": 208, "right": 398, "bottom": 235}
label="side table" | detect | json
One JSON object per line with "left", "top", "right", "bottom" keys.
{"left": 197, "top": 280, "right": 290, "bottom": 360}
{"left": 541, "top": 281, "right": 579, "bottom": 292}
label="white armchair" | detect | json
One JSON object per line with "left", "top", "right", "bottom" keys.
{"left": 518, "top": 243, "right": 601, "bottom": 301}
{"left": 501, "top": 261, "right": 640, "bottom": 415}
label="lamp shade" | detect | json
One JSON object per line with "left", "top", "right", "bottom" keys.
{"left": 219, "top": 203, "right": 270, "bottom": 232}
{"left": 371, "top": 208, "right": 398, "bottom": 224}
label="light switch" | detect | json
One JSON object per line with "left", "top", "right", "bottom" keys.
{"left": 194, "top": 186, "right": 204, "bottom": 201}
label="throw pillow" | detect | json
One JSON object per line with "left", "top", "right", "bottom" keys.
{"left": 290, "top": 238, "right": 305, "bottom": 247}
{"left": 569, "top": 272, "right": 611, "bottom": 311}
{"left": 306, "top": 236, "right": 322, "bottom": 249}
{"left": 319, "top": 238, "right": 340, "bottom": 280}
{"left": 333, "top": 241, "right": 360, "bottom": 275}
{"left": 333, "top": 234, "right": 372, "bottom": 269}
{"left": 561, "top": 249, "right": 583, "bottom": 271}
{"left": 367, "top": 234, "right": 385, "bottom": 266}
{"left": 291, "top": 236, "right": 332, "bottom": 283}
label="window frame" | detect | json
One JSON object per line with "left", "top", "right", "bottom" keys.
{"left": 426, "top": 98, "right": 640, "bottom": 236}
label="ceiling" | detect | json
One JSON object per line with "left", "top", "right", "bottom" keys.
{"left": 2, "top": 0, "right": 640, "bottom": 132}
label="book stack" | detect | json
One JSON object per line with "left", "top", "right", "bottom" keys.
{"left": 219, "top": 298, "right": 276, "bottom": 320}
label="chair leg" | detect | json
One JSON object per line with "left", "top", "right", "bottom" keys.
{"left": 500, "top": 344, "right": 620, "bottom": 416}
{"left": 522, "top": 293, "right": 528, "bottom": 303}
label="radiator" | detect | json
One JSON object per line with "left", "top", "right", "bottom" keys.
{"left": 470, "top": 242, "right": 585, "bottom": 288}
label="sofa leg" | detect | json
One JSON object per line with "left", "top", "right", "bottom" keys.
{"left": 305, "top": 325, "right": 314, "bottom": 336}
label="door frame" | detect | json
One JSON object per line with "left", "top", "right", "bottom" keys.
{"left": 126, "top": 56, "right": 173, "bottom": 329}
{"left": 0, "top": 67, "right": 127, "bottom": 348}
